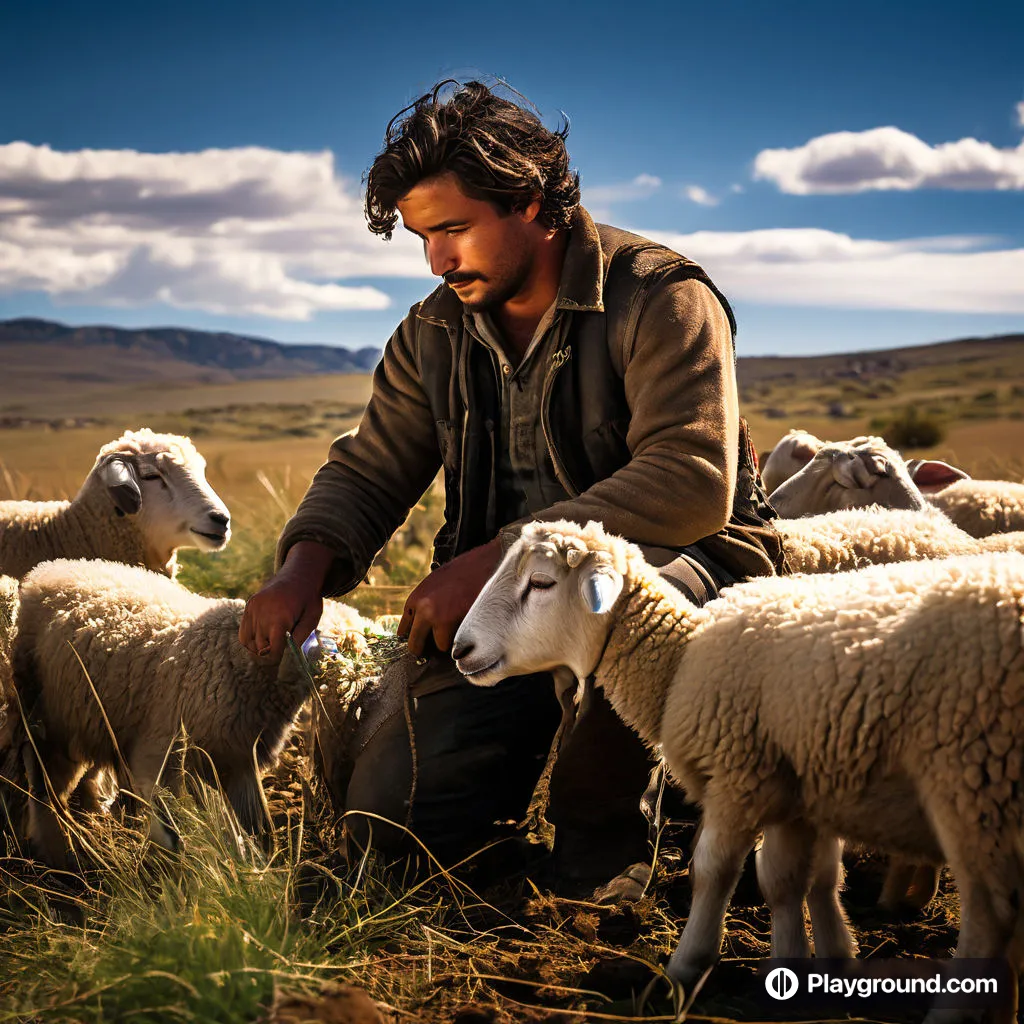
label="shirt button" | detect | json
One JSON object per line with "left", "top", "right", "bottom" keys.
{"left": 502, "top": 364, "right": 512, "bottom": 375}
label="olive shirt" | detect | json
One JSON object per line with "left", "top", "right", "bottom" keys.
{"left": 277, "top": 208, "right": 782, "bottom": 594}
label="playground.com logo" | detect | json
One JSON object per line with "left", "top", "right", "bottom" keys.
{"left": 764, "top": 967, "right": 799, "bottom": 1000}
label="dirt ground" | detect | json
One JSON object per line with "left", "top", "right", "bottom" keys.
{"left": 262, "top": 718, "right": 963, "bottom": 1024}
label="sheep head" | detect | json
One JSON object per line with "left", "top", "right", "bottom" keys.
{"left": 760, "top": 429, "right": 824, "bottom": 494}
{"left": 769, "top": 437, "right": 928, "bottom": 517}
{"left": 83, "top": 429, "right": 232, "bottom": 567}
{"left": 453, "top": 521, "right": 626, "bottom": 688}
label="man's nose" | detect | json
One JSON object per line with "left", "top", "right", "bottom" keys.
{"left": 425, "top": 237, "right": 457, "bottom": 277}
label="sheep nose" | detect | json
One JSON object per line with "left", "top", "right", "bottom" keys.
{"left": 451, "top": 640, "right": 474, "bottom": 662}
{"left": 209, "top": 511, "right": 230, "bottom": 528}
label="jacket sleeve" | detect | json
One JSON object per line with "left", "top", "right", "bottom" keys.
{"left": 276, "top": 310, "right": 443, "bottom": 596}
{"left": 501, "top": 275, "right": 739, "bottom": 550}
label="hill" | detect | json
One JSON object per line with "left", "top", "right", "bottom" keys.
{"left": 0, "top": 318, "right": 382, "bottom": 393}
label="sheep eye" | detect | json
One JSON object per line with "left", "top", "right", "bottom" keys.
{"left": 528, "top": 574, "right": 555, "bottom": 591}
{"left": 140, "top": 473, "right": 166, "bottom": 487}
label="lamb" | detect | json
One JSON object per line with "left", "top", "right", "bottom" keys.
{"left": 768, "top": 436, "right": 929, "bottom": 517}
{"left": 0, "top": 428, "right": 231, "bottom": 580}
{"left": 454, "top": 521, "right": 1024, "bottom": 1020}
{"left": 14, "top": 558, "right": 315, "bottom": 865}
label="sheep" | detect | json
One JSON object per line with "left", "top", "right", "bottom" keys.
{"left": 759, "top": 429, "right": 823, "bottom": 494}
{"left": 0, "top": 575, "right": 17, "bottom": 754}
{"left": 454, "top": 520, "right": 1024, "bottom": 1020}
{"left": 777, "top": 505, "right": 1024, "bottom": 574}
{"left": 777, "top": 506, "right": 1024, "bottom": 911}
{"left": 924, "top": 478, "right": 1024, "bottom": 539}
{"left": 14, "top": 558, "right": 315, "bottom": 865}
{"left": 768, "top": 436, "right": 929, "bottom": 517}
{"left": 0, "top": 428, "right": 231, "bottom": 580}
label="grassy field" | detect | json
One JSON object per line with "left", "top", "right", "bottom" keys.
{"left": 0, "top": 348, "right": 1019, "bottom": 1023}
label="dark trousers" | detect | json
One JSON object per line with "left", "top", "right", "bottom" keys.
{"left": 341, "top": 550, "right": 718, "bottom": 870}
{"left": 343, "top": 655, "right": 656, "bottom": 871}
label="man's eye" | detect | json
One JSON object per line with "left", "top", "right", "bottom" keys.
{"left": 446, "top": 227, "right": 466, "bottom": 236}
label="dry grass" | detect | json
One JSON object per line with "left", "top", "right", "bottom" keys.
{"left": 0, "top": 356, "right": 1011, "bottom": 1022}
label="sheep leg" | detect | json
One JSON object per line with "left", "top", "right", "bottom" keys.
{"left": 806, "top": 834, "right": 858, "bottom": 958}
{"left": 905, "top": 863, "right": 941, "bottom": 910}
{"left": 666, "top": 814, "right": 758, "bottom": 990}
{"left": 878, "top": 857, "right": 915, "bottom": 910}
{"left": 122, "top": 747, "right": 179, "bottom": 852}
{"left": 880, "top": 857, "right": 940, "bottom": 912}
{"left": 224, "top": 769, "right": 270, "bottom": 840}
{"left": 756, "top": 820, "right": 814, "bottom": 958}
{"left": 25, "top": 743, "right": 88, "bottom": 867}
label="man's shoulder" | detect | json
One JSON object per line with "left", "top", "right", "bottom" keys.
{"left": 595, "top": 221, "right": 736, "bottom": 337}
{"left": 595, "top": 221, "right": 693, "bottom": 268}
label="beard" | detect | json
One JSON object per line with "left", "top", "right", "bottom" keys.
{"left": 448, "top": 247, "right": 533, "bottom": 313}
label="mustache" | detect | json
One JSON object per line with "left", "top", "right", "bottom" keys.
{"left": 444, "top": 272, "right": 485, "bottom": 285}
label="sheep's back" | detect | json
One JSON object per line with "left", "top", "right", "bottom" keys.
{"left": 16, "top": 560, "right": 218, "bottom": 756}
{"left": 0, "top": 501, "right": 75, "bottom": 577}
{"left": 660, "top": 553, "right": 1024, "bottom": 826}
{"left": 928, "top": 480, "right": 1024, "bottom": 538}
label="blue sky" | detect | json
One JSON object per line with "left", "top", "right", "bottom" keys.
{"left": 0, "top": 0, "right": 1022, "bottom": 355}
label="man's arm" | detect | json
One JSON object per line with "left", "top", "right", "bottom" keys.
{"left": 503, "top": 275, "right": 739, "bottom": 550}
{"left": 239, "top": 310, "right": 443, "bottom": 659}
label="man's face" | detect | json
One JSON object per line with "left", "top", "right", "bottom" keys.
{"left": 397, "top": 173, "right": 542, "bottom": 312}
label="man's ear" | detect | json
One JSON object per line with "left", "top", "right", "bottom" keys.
{"left": 517, "top": 196, "right": 543, "bottom": 225}
{"left": 579, "top": 562, "right": 623, "bottom": 615}
{"left": 97, "top": 456, "right": 142, "bottom": 516}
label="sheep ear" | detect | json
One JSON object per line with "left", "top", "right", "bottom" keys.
{"left": 579, "top": 564, "right": 623, "bottom": 615}
{"left": 908, "top": 459, "right": 970, "bottom": 493}
{"left": 98, "top": 456, "right": 142, "bottom": 516}
{"left": 790, "top": 438, "right": 819, "bottom": 466}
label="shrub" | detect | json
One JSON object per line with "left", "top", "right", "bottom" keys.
{"left": 878, "top": 407, "right": 946, "bottom": 450}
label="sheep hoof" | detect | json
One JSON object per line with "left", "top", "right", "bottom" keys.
{"left": 664, "top": 956, "right": 714, "bottom": 1019}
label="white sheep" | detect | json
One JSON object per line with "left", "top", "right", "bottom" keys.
{"left": 924, "top": 478, "right": 1024, "bottom": 539}
{"left": 14, "top": 558, "right": 315, "bottom": 865}
{"left": 0, "top": 575, "right": 17, "bottom": 754}
{"left": 769, "top": 436, "right": 929, "bottom": 517}
{"left": 0, "top": 428, "right": 231, "bottom": 580}
{"left": 454, "top": 521, "right": 1024, "bottom": 1019}
{"left": 778, "top": 506, "right": 1024, "bottom": 911}
{"left": 777, "top": 505, "right": 1024, "bottom": 574}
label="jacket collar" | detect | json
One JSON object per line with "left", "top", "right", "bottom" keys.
{"left": 415, "top": 206, "right": 605, "bottom": 328}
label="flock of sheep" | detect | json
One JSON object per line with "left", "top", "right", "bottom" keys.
{"left": 453, "top": 430, "right": 1024, "bottom": 1023}
{"left": 3, "top": 425, "right": 1024, "bottom": 1022}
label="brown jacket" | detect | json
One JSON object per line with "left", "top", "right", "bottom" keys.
{"left": 278, "top": 209, "right": 785, "bottom": 594}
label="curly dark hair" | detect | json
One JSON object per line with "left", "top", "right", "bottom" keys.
{"left": 365, "top": 79, "right": 581, "bottom": 240}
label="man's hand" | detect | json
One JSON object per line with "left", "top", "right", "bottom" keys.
{"left": 399, "top": 537, "right": 504, "bottom": 657}
{"left": 238, "top": 541, "right": 334, "bottom": 662}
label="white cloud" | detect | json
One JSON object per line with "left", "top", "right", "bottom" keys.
{"left": 0, "top": 142, "right": 432, "bottom": 320}
{"left": 583, "top": 173, "right": 662, "bottom": 207}
{"left": 642, "top": 226, "right": 1024, "bottom": 313}
{"left": 1017, "top": 101, "right": 1024, "bottom": 129}
{"left": 682, "top": 185, "right": 718, "bottom": 207}
{"left": 753, "top": 121, "right": 1024, "bottom": 194}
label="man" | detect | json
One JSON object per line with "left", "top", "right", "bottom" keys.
{"left": 240, "top": 80, "right": 786, "bottom": 891}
